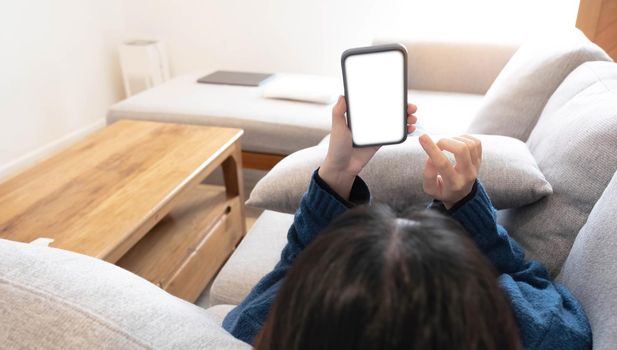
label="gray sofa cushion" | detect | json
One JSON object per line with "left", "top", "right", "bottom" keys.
{"left": 467, "top": 28, "right": 611, "bottom": 141}
{"left": 206, "top": 304, "right": 237, "bottom": 325}
{"left": 557, "top": 170, "right": 617, "bottom": 350}
{"left": 210, "top": 210, "right": 292, "bottom": 306}
{"left": 247, "top": 135, "right": 552, "bottom": 214}
{"left": 498, "top": 61, "right": 617, "bottom": 276}
{"left": 1, "top": 281, "right": 148, "bottom": 349}
{"left": 0, "top": 239, "right": 248, "bottom": 349}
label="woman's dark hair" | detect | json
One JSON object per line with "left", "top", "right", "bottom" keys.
{"left": 254, "top": 205, "right": 520, "bottom": 350}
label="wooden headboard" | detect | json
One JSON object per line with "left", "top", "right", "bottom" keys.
{"left": 577, "top": 0, "right": 617, "bottom": 60}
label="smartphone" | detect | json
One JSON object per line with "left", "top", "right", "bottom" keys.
{"left": 341, "top": 44, "right": 408, "bottom": 147}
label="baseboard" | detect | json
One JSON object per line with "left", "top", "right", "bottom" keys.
{"left": 0, "top": 119, "right": 107, "bottom": 181}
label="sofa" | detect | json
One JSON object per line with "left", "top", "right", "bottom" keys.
{"left": 2, "top": 29, "right": 616, "bottom": 349}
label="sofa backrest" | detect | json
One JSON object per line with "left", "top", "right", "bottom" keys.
{"left": 373, "top": 38, "right": 517, "bottom": 95}
{"left": 0, "top": 238, "right": 249, "bottom": 349}
{"left": 557, "top": 169, "right": 617, "bottom": 350}
{"left": 497, "top": 61, "right": 617, "bottom": 276}
{"left": 467, "top": 28, "right": 612, "bottom": 141}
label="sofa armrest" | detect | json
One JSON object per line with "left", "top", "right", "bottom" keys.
{"left": 373, "top": 39, "right": 518, "bottom": 95}
{"left": 0, "top": 238, "right": 248, "bottom": 349}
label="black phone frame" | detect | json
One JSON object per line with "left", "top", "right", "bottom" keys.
{"left": 341, "top": 43, "right": 408, "bottom": 148}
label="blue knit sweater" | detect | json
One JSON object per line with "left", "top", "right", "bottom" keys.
{"left": 223, "top": 171, "right": 592, "bottom": 349}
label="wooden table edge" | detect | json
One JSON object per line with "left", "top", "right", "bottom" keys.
{"left": 99, "top": 129, "right": 244, "bottom": 263}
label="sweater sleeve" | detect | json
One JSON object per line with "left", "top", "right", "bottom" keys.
{"left": 222, "top": 170, "right": 370, "bottom": 344}
{"left": 448, "top": 180, "right": 592, "bottom": 350}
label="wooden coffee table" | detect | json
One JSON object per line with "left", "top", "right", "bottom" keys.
{"left": 0, "top": 120, "right": 246, "bottom": 302}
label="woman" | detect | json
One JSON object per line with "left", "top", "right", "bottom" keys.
{"left": 223, "top": 97, "right": 592, "bottom": 349}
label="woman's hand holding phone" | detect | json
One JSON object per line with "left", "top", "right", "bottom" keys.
{"left": 319, "top": 95, "right": 418, "bottom": 200}
{"left": 418, "top": 134, "right": 482, "bottom": 209}
{"left": 318, "top": 95, "right": 481, "bottom": 208}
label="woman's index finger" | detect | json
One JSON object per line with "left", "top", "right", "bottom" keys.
{"left": 419, "top": 134, "right": 456, "bottom": 178}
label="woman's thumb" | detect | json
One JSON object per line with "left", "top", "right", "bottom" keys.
{"left": 331, "top": 95, "right": 346, "bottom": 126}
{"left": 332, "top": 95, "right": 347, "bottom": 118}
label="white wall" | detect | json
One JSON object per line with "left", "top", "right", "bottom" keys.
{"left": 123, "top": 0, "right": 377, "bottom": 77}
{"left": 0, "top": 1, "right": 126, "bottom": 179}
{"left": 123, "top": 0, "right": 580, "bottom": 77}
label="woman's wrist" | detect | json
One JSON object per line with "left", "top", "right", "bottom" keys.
{"left": 441, "top": 181, "right": 478, "bottom": 211}
{"left": 318, "top": 164, "right": 357, "bottom": 200}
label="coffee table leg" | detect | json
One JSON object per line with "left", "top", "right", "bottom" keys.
{"left": 222, "top": 141, "right": 246, "bottom": 235}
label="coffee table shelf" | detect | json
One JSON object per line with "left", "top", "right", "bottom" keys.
{"left": 117, "top": 184, "right": 243, "bottom": 301}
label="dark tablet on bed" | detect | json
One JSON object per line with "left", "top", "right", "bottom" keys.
{"left": 197, "top": 70, "right": 273, "bottom": 87}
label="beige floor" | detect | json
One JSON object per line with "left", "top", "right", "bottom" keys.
{"left": 245, "top": 205, "right": 263, "bottom": 231}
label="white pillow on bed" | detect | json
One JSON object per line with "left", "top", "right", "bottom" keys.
{"left": 261, "top": 73, "right": 341, "bottom": 104}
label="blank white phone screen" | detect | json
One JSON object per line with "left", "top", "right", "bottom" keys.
{"left": 345, "top": 50, "right": 405, "bottom": 146}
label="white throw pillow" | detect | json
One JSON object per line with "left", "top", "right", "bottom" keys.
{"left": 467, "top": 28, "right": 611, "bottom": 141}
{"left": 261, "top": 73, "right": 341, "bottom": 104}
{"left": 247, "top": 135, "right": 552, "bottom": 213}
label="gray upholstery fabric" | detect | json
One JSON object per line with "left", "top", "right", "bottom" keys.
{"left": 557, "top": 170, "right": 617, "bottom": 350}
{"left": 0, "top": 239, "right": 249, "bottom": 349}
{"left": 375, "top": 39, "right": 517, "bottom": 95}
{"left": 247, "top": 135, "right": 552, "bottom": 214}
{"left": 210, "top": 210, "right": 292, "bottom": 306}
{"left": 498, "top": 61, "right": 617, "bottom": 276}
{"left": 467, "top": 28, "right": 611, "bottom": 141}
{"left": 0, "top": 280, "right": 147, "bottom": 350}
{"left": 206, "top": 305, "right": 237, "bottom": 325}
